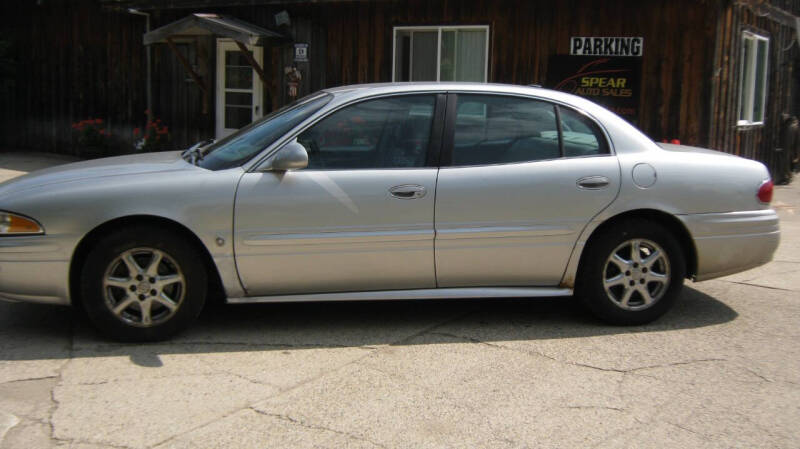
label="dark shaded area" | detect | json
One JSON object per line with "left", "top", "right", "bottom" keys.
{"left": 0, "top": 286, "right": 737, "bottom": 366}
{"left": 0, "top": 0, "right": 724, "bottom": 154}
{"left": 3, "top": 0, "right": 798, "bottom": 178}
{"left": 0, "top": 1, "right": 147, "bottom": 155}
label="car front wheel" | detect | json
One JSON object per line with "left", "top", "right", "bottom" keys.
{"left": 80, "top": 226, "right": 207, "bottom": 341}
{"left": 577, "top": 219, "right": 686, "bottom": 325}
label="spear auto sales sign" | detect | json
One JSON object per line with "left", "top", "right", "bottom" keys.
{"left": 546, "top": 37, "right": 643, "bottom": 124}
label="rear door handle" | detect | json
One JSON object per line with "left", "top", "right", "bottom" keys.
{"left": 389, "top": 184, "right": 426, "bottom": 199}
{"left": 577, "top": 176, "right": 610, "bottom": 190}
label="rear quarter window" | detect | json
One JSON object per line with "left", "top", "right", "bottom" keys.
{"left": 557, "top": 106, "right": 609, "bottom": 157}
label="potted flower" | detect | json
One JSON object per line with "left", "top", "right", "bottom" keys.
{"left": 134, "top": 111, "right": 172, "bottom": 152}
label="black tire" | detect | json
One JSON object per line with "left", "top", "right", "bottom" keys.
{"left": 576, "top": 219, "right": 686, "bottom": 325}
{"left": 80, "top": 225, "right": 207, "bottom": 342}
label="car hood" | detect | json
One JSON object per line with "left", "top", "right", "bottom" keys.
{"left": 0, "top": 151, "right": 196, "bottom": 197}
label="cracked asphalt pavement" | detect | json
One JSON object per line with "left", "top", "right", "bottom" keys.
{"left": 0, "top": 152, "right": 798, "bottom": 448}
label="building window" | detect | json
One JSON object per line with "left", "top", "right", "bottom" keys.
{"left": 738, "top": 31, "right": 769, "bottom": 126}
{"left": 393, "top": 26, "right": 489, "bottom": 82}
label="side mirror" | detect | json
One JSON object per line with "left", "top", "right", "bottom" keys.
{"left": 262, "top": 141, "right": 309, "bottom": 172}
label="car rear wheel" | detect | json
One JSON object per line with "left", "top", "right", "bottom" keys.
{"left": 576, "top": 219, "right": 685, "bottom": 325}
{"left": 80, "top": 226, "right": 207, "bottom": 341}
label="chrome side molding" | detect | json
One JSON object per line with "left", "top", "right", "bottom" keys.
{"left": 227, "top": 287, "right": 573, "bottom": 304}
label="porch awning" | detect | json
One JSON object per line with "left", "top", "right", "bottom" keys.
{"left": 142, "top": 13, "right": 284, "bottom": 115}
{"left": 143, "top": 13, "right": 287, "bottom": 46}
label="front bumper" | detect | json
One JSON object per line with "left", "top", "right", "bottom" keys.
{"left": 0, "top": 235, "right": 71, "bottom": 305}
{"left": 679, "top": 209, "right": 780, "bottom": 282}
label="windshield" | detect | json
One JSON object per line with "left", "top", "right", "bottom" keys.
{"left": 198, "top": 92, "right": 333, "bottom": 170}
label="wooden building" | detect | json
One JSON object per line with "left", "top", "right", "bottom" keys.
{"left": 1, "top": 0, "right": 798, "bottom": 180}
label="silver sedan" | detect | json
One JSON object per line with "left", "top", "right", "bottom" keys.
{"left": 0, "top": 83, "right": 779, "bottom": 341}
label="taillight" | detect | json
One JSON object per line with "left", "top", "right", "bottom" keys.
{"left": 757, "top": 180, "right": 773, "bottom": 204}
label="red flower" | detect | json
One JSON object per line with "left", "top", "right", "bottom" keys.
{"left": 133, "top": 127, "right": 141, "bottom": 136}
{"left": 95, "top": 118, "right": 104, "bottom": 125}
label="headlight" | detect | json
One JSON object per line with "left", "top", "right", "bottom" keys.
{"left": 0, "top": 211, "right": 44, "bottom": 235}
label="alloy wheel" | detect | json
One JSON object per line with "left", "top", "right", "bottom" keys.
{"left": 102, "top": 247, "right": 186, "bottom": 327}
{"left": 602, "top": 238, "right": 671, "bottom": 311}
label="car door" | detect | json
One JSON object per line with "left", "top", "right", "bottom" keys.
{"left": 234, "top": 94, "right": 445, "bottom": 296}
{"left": 434, "top": 93, "right": 621, "bottom": 287}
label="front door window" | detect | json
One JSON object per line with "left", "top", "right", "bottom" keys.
{"left": 297, "top": 95, "right": 436, "bottom": 169}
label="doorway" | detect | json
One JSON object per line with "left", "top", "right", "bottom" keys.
{"left": 215, "top": 39, "right": 263, "bottom": 139}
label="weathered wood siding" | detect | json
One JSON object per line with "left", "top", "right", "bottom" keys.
{"left": 709, "top": 1, "right": 800, "bottom": 180}
{"left": 0, "top": 0, "right": 147, "bottom": 154}
{"left": 4, "top": 0, "right": 798, "bottom": 179}
{"left": 146, "top": 0, "right": 721, "bottom": 148}
{"left": 151, "top": 37, "right": 215, "bottom": 146}
{"left": 317, "top": 0, "right": 720, "bottom": 146}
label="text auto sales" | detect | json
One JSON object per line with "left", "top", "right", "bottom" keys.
{"left": 570, "top": 37, "right": 644, "bottom": 57}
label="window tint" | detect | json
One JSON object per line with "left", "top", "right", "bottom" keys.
{"left": 558, "top": 106, "right": 609, "bottom": 157}
{"left": 298, "top": 95, "right": 435, "bottom": 169}
{"left": 452, "top": 95, "right": 560, "bottom": 165}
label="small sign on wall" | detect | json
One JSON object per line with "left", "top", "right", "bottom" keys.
{"left": 294, "top": 43, "right": 309, "bottom": 62}
{"left": 570, "top": 37, "right": 644, "bottom": 57}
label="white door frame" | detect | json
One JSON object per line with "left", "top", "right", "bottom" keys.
{"left": 215, "top": 39, "right": 264, "bottom": 139}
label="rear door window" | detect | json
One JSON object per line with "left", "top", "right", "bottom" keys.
{"left": 451, "top": 95, "right": 561, "bottom": 166}
{"left": 449, "top": 94, "right": 610, "bottom": 166}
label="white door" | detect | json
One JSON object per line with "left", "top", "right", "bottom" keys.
{"left": 215, "top": 40, "right": 263, "bottom": 139}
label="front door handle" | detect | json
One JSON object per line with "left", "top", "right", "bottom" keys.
{"left": 389, "top": 184, "right": 427, "bottom": 199}
{"left": 577, "top": 176, "right": 610, "bottom": 190}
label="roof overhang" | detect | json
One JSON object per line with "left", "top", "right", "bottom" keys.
{"left": 143, "top": 13, "right": 287, "bottom": 46}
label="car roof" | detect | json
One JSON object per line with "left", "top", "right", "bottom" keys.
{"left": 324, "top": 82, "right": 550, "bottom": 97}
{"left": 321, "top": 82, "right": 604, "bottom": 115}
